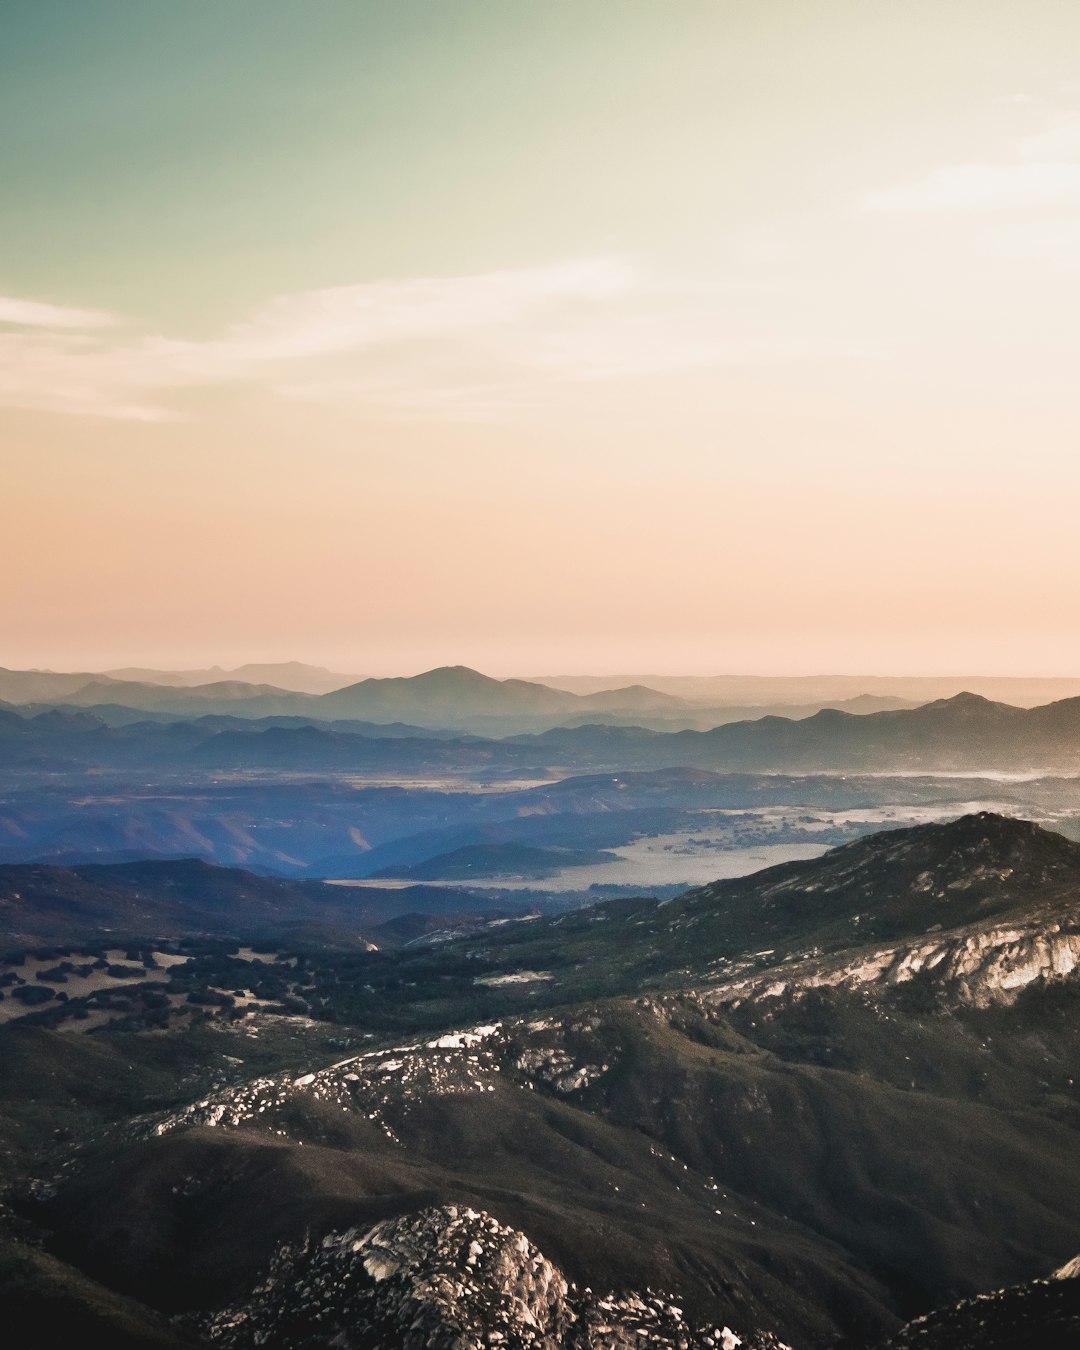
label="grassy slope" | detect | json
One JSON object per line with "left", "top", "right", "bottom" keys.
{"left": 0, "top": 1237, "right": 201, "bottom": 1348}
{"left": 17, "top": 993, "right": 1080, "bottom": 1347}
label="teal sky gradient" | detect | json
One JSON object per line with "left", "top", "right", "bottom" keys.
{"left": 5, "top": 0, "right": 1073, "bottom": 323}
{"left": 4, "top": 2, "right": 1080, "bottom": 672}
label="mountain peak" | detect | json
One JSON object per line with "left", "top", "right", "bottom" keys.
{"left": 785, "top": 811, "right": 1080, "bottom": 900}
{"left": 412, "top": 665, "right": 500, "bottom": 686}
{"left": 918, "top": 691, "right": 1020, "bottom": 716}
{"left": 682, "top": 812, "right": 1080, "bottom": 952}
{"left": 319, "top": 666, "right": 576, "bottom": 723}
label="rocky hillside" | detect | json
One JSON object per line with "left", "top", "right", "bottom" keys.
{"left": 675, "top": 810, "right": 1080, "bottom": 951}
{"left": 289, "top": 813, "right": 1080, "bottom": 1023}
{"left": 200, "top": 1205, "right": 787, "bottom": 1350}
{"left": 29, "top": 986, "right": 1079, "bottom": 1346}
{"left": 881, "top": 1255, "right": 1080, "bottom": 1349}
{"left": 6, "top": 813, "right": 1080, "bottom": 1348}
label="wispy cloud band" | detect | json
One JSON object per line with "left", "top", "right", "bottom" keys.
{"left": 0, "top": 259, "right": 638, "bottom": 421}
{"left": 0, "top": 257, "right": 838, "bottom": 422}
{"left": 864, "top": 107, "right": 1080, "bottom": 215}
{"left": 865, "top": 161, "right": 1080, "bottom": 213}
{"left": 0, "top": 296, "right": 119, "bottom": 329}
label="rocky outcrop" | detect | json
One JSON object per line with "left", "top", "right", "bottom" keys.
{"left": 200, "top": 1205, "right": 787, "bottom": 1350}
{"left": 881, "top": 1252, "right": 1080, "bottom": 1348}
{"left": 150, "top": 1018, "right": 617, "bottom": 1145}
{"left": 699, "top": 911, "right": 1080, "bottom": 1010}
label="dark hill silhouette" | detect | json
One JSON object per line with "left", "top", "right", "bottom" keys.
{"left": 317, "top": 665, "right": 686, "bottom": 723}
{"left": 11, "top": 688, "right": 1080, "bottom": 774}
{"left": 689, "top": 692, "right": 1080, "bottom": 770}
{"left": 673, "top": 811, "right": 1080, "bottom": 954}
{"left": 9, "top": 666, "right": 689, "bottom": 728}
{"left": 511, "top": 691, "right": 1080, "bottom": 772}
{"left": 101, "top": 662, "right": 352, "bottom": 694}
{"left": 0, "top": 859, "right": 339, "bottom": 946}
{"left": 371, "top": 842, "right": 616, "bottom": 881}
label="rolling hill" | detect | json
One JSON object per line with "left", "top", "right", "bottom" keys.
{"left": 0, "top": 857, "right": 499, "bottom": 949}
{"left": 1, "top": 813, "right": 1079, "bottom": 1347}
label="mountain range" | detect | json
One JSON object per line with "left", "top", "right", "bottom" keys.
{"left": 1, "top": 813, "right": 1079, "bottom": 1347}
{"left": 0, "top": 664, "right": 353, "bottom": 702}
{"left": 511, "top": 690, "right": 1080, "bottom": 772}
{"left": 0, "top": 665, "right": 983, "bottom": 737}
{"left": 2, "top": 665, "right": 694, "bottom": 730}
{"left": 100, "top": 664, "right": 357, "bottom": 694}
{"left": 533, "top": 672, "right": 1080, "bottom": 707}
{"left": 9, "top": 687, "right": 1080, "bottom": 776}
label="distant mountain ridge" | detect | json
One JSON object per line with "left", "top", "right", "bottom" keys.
{"left": 0, "top": 665, "right": 690, "bottom": 728}
{"left": 512, "top": 690, "right": 1080, "bottom": 772}
{"left": 10, "top": 663, "right": 1080, "bottom": 728}
{"left": 11, "top": 687, "right": 1080, "bottom": 775}
{"left": 101, "top": 663, "right": 356, "bottom": 694}
{"left": 316, "top": 666, "right": 691, "bottom": 722}
{"left": 0, "top": 663, "right": 354, "bottom": 700}
{"left": 529, "top": 672, "right": 1080, "bottom": 707}
{"left": 1, "top": 664, "right": 918, "bottom": 732}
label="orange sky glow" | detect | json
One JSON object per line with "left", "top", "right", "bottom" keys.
{"left": 3, "top": 2, "right": 1080, "bottom": 676}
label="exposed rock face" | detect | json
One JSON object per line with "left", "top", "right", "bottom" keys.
{"left": 200, "top": 1205, "right": 786, "bottom": 1350}
{"left": 150, "top": 1019, "right": 614, "bottom": 1144}
{"left": 668, "top": 814, "right": 1080, "bottom": 1013}
{"left": 704, "top": 913, "right": 1080, "bottom": 1010}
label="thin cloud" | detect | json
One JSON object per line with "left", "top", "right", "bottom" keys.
{"left": 174, "top": 256, "right": 636, "bottom": 371}
{"left": 865, "top": 162, "right": 1080, "bottom": 213}
{"left": 0, "top": 259, "right": 638, "bottom": 421}
{"left": 0, "top": 257, "right": 850, "bottom": 423}
{"left": 864, "top": 109, "right": 1080, "bottom": 214}
{"left": 979, "top": 216, "right": 1080, "bottom": 274}
{"left": 1016, "top": 112, "right": 1080, "bottom": 161}
{"left": 0, "top": 295, "right": 119, "bottom": 329}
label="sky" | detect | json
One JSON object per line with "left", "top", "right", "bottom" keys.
{"left": 4, "top": 0, "right": 1080, "bottom": 676}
